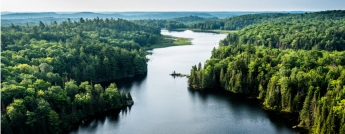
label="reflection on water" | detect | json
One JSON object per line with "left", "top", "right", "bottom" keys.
{"left": 187, "top": 89, "right": 293, "bottom": 132}
{"left": 70, "top": 30, "right": 297, "bottom": 134}
{"left": 100, "top": 74, "right": 147, "bottom": 90}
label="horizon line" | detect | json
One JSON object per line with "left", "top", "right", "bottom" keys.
{"left": 2, "top": 10, "right": 340, "bottom": 13}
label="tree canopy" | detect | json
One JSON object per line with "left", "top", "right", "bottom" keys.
{"left": 1, "top": 18, "right": 149, "bottom": 134}
{"left": 188, "top": 10, "right": 345, "bottom": 30}
{"left": 188, "top": 11, "right": 345, "bottom": 133}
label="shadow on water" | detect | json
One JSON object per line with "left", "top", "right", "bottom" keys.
{"left": 70, "top": 106, "right": 133, "bottom": 133}
{"left": 187, "top": 88, "right": 297, "bottom": 132}
{"left": 187, "top": 88, "right": 259, "bottom": 108}
{"left": 70, "top": 109, "right": 120, "bottom": 132}
{"left": 70, "top": 75, "right": 142, "bottom": 133}
{"left": 99, "top": 74, "right": 147, "bottom": 90}
{"left": 120, "top": 105, "right": 133, "bottom": 117}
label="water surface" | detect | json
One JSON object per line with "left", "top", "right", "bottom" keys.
{"left": 70, "top": 30, "right": 297, "bottom": 134}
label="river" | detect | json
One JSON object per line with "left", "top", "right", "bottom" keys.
{"left": 70, "top": 30, "right": 297, "bottom": 134}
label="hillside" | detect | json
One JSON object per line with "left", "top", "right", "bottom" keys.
{"left": 188, "top": 10, "right": 345, "bottom": 30}
{"left": 188, "top": 11, "right": 345, "bottom": 133}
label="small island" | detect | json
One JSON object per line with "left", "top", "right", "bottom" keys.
{"left": 170, "top": 71, "right": 189, "bottom": 77}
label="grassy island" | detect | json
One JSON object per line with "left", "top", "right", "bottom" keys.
{"left": 145, "top": 35, "right": 192, "bottom": 50}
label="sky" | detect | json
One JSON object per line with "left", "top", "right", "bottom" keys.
{"left": 1, "top": 0, "right": 345, "bottom": 12}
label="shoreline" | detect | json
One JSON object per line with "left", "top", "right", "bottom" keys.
{"left": 145, "top": 35, "right": 192, "bottom": 50}
{"left": 145, "top": 28, "right": 231, "bottom": 50}
{"left": 190, "top": 87, "right": 309, "bottom": 133}
{"left": 64, "top": 106, "right": 131, "bottom": 134}
{"left": 169, "top": 28, "right": 237, "bottom": 34}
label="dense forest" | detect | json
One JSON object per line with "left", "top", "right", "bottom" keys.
{"left": 131, "top": 19, "right": 187, "bottom": 30}
{"left": 221, "top": 19, "right": 345, "bottom": 51}
{"left": 188, "top": 14, "right": 345, "bottom": 133}
{"left": 131, "top": 15, "right": 219, "bottom": 30}
{"left": 188, "top": 10, "right": 345, "bottom": 30}
{"left": 2, "top": 10, "right": 345, "bottom": 134}
{"left": 131, "top": 10, "right": 345, "bottom": 32}
{"left": 1, "top": 18, "right": 161, "bottom": 133}
{"left": 1, "top": 12, "right": 231, "bottom": 26}
{"left": 169, "top": 15, "right": 218, "bottom": 23}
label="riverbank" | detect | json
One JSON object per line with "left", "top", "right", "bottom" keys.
{"left": 171, "top": 28, "right": 237, "bottom": 34}
{"left": 144, "top": 28, "right": 233, "bottom": 50}
{"left": 263, "top": 109, "right": 309, "bottom": 133}
{"left": 145, "top": 35, "right": 192, "bottom": 50}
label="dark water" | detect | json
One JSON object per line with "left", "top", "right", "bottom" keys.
{"left": 70, "top": 30, "right": 297, "bottom": 134}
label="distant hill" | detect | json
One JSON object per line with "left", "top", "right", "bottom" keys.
{"left": 188, "top": 10, "right": 345, "bottom": 30}
{"left": 2, "top": 12, "right": 59, "bottom": 19}
{"left": 1, "top": 11, "right": 305, "bottom": 26}
{"left": 169, "top": 15, "right": 219, "bottom": 23}
{"left": 130, "top": 15, "right": 219, "bottom": 30}
{"left": 1, "top": 11, "right": 14, "bottom": 15}
{"left": 1, "top": 12, "right": 126, "bottom": 19}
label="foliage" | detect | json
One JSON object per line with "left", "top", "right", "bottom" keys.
{"left": 169, "top": 15, "right": 218, "bottom": 23}
{"left": 1, "top": 18, "right": 149, "bottom": 133}
{"left": 131, "top": 15, "right": 219, "bottom": 30}
{"left": 221, "top": 19, "right": 345, "bottom": 51}
{"left": 1, "top": 18, "right": 155, "bottom": 83}
{"left": 188, "top": 12, "right": 345, "bottom": 133}
{"left": 132, "top": 19, "right": 187, "bottom": 30}
{"left": 188, "top": 10, "right": 345, "bottom": 30}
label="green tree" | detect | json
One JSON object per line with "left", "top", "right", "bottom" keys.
{"left": 48, "top": 110, "right": 61, "bottom": 134}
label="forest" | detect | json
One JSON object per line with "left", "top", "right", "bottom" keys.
{"left": 188, "top": 12, "right": 345, "bottom": 133}
{"left": 1, "top": 12, "right": 230, "bottom": 26}
{"left": 1, "top": 18, "right": 161, "bottom": 133}
{"left": 188, "top": 10, "right": 345, "bottom": 30}
{"left": 131, "top": 15, "right": 219, "bottom": 30}
{"left": 131, "top": 19, "right": 187, "bottom": 30}
{"left": 131, "top": 10, "right": 345, "bottom": 32}
{"left": 2, "top": 10, "right": 345, "bottom": 134}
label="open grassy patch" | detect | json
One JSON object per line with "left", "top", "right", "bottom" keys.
{"left": 145, "top": 35, "right": 192, "bottom": 50}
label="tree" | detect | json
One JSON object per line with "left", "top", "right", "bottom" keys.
{"left": 1, "top": 115, "right": 14, "bottom": 134}
{"left": 33, "top": 79, "right": 51, "bottom": 91}
{"left": 39, "top": 21, "right": 45, "bottom": 28}
{"left": 48, "top": 110, "right": 61, "bottom": 134}
{"left": 299, "top": 87, "right": 314, "bottom": 128}
{"left": 1, "top": 84, "right": 26, "bottom": 105}
{"left": 25, "top": 111, "right": 38, "bottom": 133}
{"left": 104, "top": 83, "right": 121, "bottom": 109}
{"left": 6, "top": 99, "right": 26, "bottom": 134}
{"left": 65, "top": 80, "right": 79, "bottom": 101}
{"left": 39, "top": 63, "right": 54, "bottom": 74}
